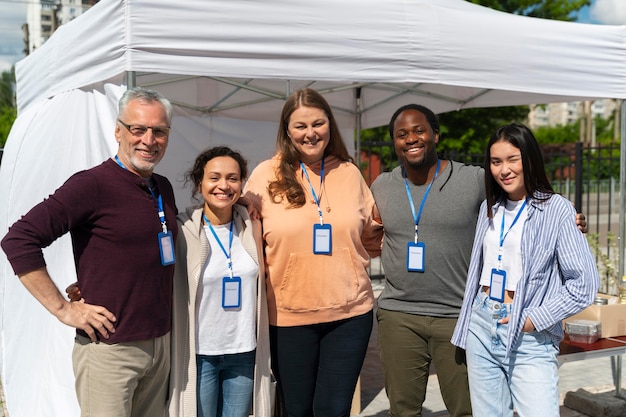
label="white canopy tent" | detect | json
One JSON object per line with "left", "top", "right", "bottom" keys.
{"left": 1, "top": 0, "right": 626, "bottom": 414}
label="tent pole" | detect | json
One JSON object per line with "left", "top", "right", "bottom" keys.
{"left": 127, "top": 71, "right": 137, "bottom": 89}
{"left": 619, "top": 100, "right": 625, "bottom": 281}
{"left": 355, "top": 87, "right": 362, "bottom": 163}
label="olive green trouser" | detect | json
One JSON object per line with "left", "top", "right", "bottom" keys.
{"left": 377, "top": 308, "right": 472, "bottom": 417}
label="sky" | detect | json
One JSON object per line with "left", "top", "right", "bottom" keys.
{"left": 0, "top": 0, "right": 27, "bottom": 72}
{"left": 0, "top": 0, "right": 626, "bottom": 73}
{"left": 578, "top": 0, "right": 626, "bottom": 25}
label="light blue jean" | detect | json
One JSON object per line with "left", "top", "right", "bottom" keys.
{"left": 196, "top": 350, "right": 255, "bottom": 417}
{"left": 465, "top": 291, "right": 559, "bottom": 417}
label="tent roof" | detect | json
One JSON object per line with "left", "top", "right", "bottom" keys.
{"left": 16, "top": 0, "right": 626, "bottom": 129}
{"left": 3, "top": 1, "right": 626, "bottom": 415}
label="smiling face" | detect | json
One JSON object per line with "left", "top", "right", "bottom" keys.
{"left": 287, "top": 105, "right": 331, "bottom": 164}
{"left": 392, "top": 109, "right": 439, "bottom": 172}
{"left": 489, "top": 139, "right": 526, "bottom": 201}
{"left": 198, "top": 156, "right": 243, "bottom": 222}
{"left": 115, "top": 99, "right": 170, "bottom": 178}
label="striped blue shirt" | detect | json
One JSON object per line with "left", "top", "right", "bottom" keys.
{"left": 451, "top": 192, "right": 599, "bottom": 357}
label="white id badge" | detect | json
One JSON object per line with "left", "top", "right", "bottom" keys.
{"left": 158, "top": 231, "right": 176, "bottom": 266}
{"left": 222, "top": 276, "right": 242, "bottom": 309}
{"left": 489, "top": 268, "right": 506, "bottom": 302}
{"left": 313, "top": 224, "right": 332, "bottom": 255}
{"left": 406, "top": 242, "right": 425, "bottom": 272}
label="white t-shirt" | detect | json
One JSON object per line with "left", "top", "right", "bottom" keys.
{"left": 479, "top": 199, "right": 528, "bottom": 292}
{"left": 195, "top": 221, "right": 258, "bottom": 355}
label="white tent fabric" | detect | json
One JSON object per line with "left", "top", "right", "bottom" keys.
{"left": 16, "top": 0, "right": 626, "bottom": 124}
{"left": 1, "top": 0, "right": 626, "bottom": 415}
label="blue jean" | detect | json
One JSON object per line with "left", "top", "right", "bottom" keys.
{"left": 465, "top": 291, "right": 559, "bottom": 417}
{"left": 196, "top": 350, "right": 255, "bottom": 417}
{"left": 270, "top": 310, "right": 373, "bottom": 417}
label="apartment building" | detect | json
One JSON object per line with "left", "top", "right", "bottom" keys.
{"left": 24, "top": 0, "right": 100, "bottom": 54}
{"left": 528, "top": 99, "right": 619, "bottom": 130}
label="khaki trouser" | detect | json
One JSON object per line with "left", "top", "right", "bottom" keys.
{"left": 72, "top": 332, "right": 170, "bottom": 417}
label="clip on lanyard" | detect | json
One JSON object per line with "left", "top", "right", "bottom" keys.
{"left": 203, "top": 212, "right": 241, "bottom": 308}
{"left": 115, "top": 155, "right": 175, "bottom": 265}
{"left": 301, "top": 159, "right": 332, "bottom": 255}
{"left": 403, "top": 159, "right": 441, "bottom": 243}
{"left": 202, "top": 212, "right": 234, "bottom": 278}
{"left": 489, "top": 198, "right": 528, "bottom": 302}
{"left": 403, "top": 159, "right": 440, "bottom": 272}
{"left": 300, "top": 158, "right": 325, "bottom": 225}
{"left": 496, "top": 198, "right": 528, "bottom": 270}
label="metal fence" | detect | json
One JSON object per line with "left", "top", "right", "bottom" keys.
{"left": 361, "top": 141, "right": 622, "bottom": 293}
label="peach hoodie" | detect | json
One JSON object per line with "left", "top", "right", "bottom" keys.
{"left": 244, "top": 155, "right": 383, "bottom": 326}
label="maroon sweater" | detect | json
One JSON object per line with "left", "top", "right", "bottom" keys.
{"left": 1, "top": 158, "right": 178, "bottom": 343}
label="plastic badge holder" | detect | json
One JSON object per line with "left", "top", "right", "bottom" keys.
{"left": 565, "top": 319, "right": 602, "bottom": 344}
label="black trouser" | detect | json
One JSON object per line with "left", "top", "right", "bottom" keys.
{"left": 270, "top": 310, "right": 373, "bottom": 417}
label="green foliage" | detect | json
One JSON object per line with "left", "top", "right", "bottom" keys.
{"left": 0, "top": 67, "right": 17, "bottom": 148}
{"left": 587, "top": 232, "right": 619, "bottom": 295}
{"left": 358, "top": 125, "right": 400, "bottom": 172}
{"left": 437, "top": 106, "right": 529, "bottom": 155}
{"left": 534, "top": 121, "right": 580, "bottom": 144}
{"left": 423, "top": 0, "right": 590, "bottom": 155}
{"left": 533, "top": 114, "right": 620, "bottom": 180}
{"left": 359, "top": 1, "right": 591, "bottom": 161}
{"left": 584, "top": 143, "right": 620, "bottom": 180}
{"left": 0, "top": 106, "right": 17, "bottom": 148}
{"left": 534, "top": 115, "right": 618, "bottom": 146}
{"left": 467, "top": 0, "right": 591, "bottom": 21}
{"left": 594, "top": 114, "right": 619, "bottom": 144}
{"left": 0, "top": 67, "right": 16, "bottom": 109}
{"left": 360, "top": 125, "right": 389, "bottom": 143}
{"left": 358, "top": 105, "right": 529, "bottom": 167}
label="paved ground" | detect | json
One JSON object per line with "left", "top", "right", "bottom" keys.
{"left": 355, "top": 279, "right": 626, "bottom": 417}
{"left": 0, "top": 378, "right": 5, "bottom": 417}
{"left": 1, "top": 279, "right": 624, "bottom": 417}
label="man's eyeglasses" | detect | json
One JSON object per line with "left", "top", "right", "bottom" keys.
{"left": 117, "top": 119, "right": 171, "bottom": 139}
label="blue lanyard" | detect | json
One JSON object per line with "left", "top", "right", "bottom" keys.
{"left": 497, "top": 198, "right": 528, "bottom": 270}
{"left": 115, "top": 155, "right": 168, "bottom": 233}
{"left": 300, "top": 158, "right": 326, "bottom": 225}
{"left": 403, "top": 159, "right": 441, "bottom": 243}
{"left": 203, "top": 212, "right": 234, "bottom": 278}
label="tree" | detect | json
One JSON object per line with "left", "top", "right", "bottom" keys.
{"left": 532, "top": 116, "right": 619, "bottom": 181}
{"left": 0, "top": 67, "right": 17, "bottom": 148}
{"left": 533, "top": 121, "right": 579, "bottom": 145}
{"left": 360, "top": 1, "right": 591, "bottom": 158}
{"left": 437, "top": 106, "right": 529, "bottom": 155}
{"left": 533, "top": 114, "right": 616, "bottom": 146}
{"left": 433, "top": 0, "right": 590, "bottom": 154}
{"left": 0, "top": 106, "right": 17, "bottom": 148}
{"left": 467, "top": 0, "right": 591, "bottom": 21}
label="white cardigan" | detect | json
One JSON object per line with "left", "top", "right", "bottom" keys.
{"left": 166, "top": 204, "right": 273, "bottom": 417}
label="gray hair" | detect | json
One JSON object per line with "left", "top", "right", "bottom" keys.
{"left": 118, "top": 87, "right": 173, "bottom": 125}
